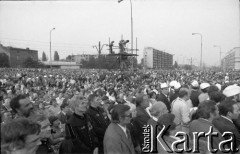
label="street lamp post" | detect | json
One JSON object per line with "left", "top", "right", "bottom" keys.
{"left": 118, "top": 0, "right": 133, "bottom": 71}
{"left": 213, "top": 45, "right": 222, "bottom": 67}
{"left": 192, "top": 33, "right": 202, "bottom": 70}
{"left": 50, "top": 27, "right": 55, "bottom": 69}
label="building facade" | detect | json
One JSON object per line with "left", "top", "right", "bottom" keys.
{"left": 143, "top": 47, "right": 173, "bottom": 69}
{"left": 0, "top": 44, "right": 38, "bottom": 67}
{"left": 222, "top": 47, "right": 240, "bottom": 71}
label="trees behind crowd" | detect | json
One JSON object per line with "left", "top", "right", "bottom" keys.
{"left": 81, "top": 55, "right": 139, "bottom": 70}
{"left": 42, "top": 52, "right": 47, "bottom": 61}
{"left": 54, "top": 51, "right": 60, "bottom": 61}
{"left": 23, "top": 57, "right": 45, "bottom": 68}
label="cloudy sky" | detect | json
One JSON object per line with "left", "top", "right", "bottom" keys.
{"left": 0, "top": 0, "right": 239, "bottom": 66}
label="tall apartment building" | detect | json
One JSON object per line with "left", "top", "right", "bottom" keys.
{"left": 0, "top": 44, "right": 38, "bottom": 67}
{"left": 222, "top": 47, "right": 240, "bottom": 71}
{"left": 143, "top": 47, "right": 173, "bottom": 69}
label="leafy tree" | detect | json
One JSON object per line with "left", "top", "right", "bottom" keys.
{"left": 0, "top": 53, "right": 10, "bottom": 67}
{"left": 66, "top": 55, "right": 73, "bottom": 61}
{"left": 54, "top": 51, "right": 60, "bottom": 61}
{"left": 23, "top": 57, "right": 45, "bottom": 68}
{"left": 174, "top": 61, "right": 178, "bottom": 68}
{"left": 184, "top": 64, "right": 192, "bottom": 70}
{"left": 42, "top": 52, "right": 47, "bottom": 61}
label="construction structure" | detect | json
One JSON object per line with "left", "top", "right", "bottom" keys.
{"left": 143, "top": 47, "right": 173, "bottom": 69}
{"left": 222, "top": 47, "right": 240, "bottom": 71}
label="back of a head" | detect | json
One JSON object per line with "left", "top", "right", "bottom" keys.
{"left": 218, "top": 100, "right": 236, "bottom": 116}
{"left": 1, "top": 118, "right": 41, "bottom": 152}
{"left": 208, "top": 85, "right": 219, "bottom": 94}
{"left": 209, "top": 91, "right": 225, "bottom": 103}
{"left": 150, "top": 101, "right": 167, "bottom": 117}
{"left": 135, "top": 94, "right": 144, "bottom": 107}
{"left": 178, "top": 88, "right": 189, "bottom": 98}
{"left": 197, "top": 100, "right": 217, "bottom": 119}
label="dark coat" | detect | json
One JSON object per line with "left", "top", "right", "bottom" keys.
{"left": 156, "top": 93, "right": 171, "bottom": 112}
{"left": 57, "top": 111, "right": 70, "bottom": 124}
{"left": 133, "top": 106, "right": 151, "bottom": 150}
{"left": 104, "top": 123, "right": 135, "bottom": 154}
{"left": 213, "top": 116, "right": 240, "bottom": 153}
{"left": 86, "top": 106, "right": 110, "bottom": 153}
{"left": 190, "top": 90, "right": 201, "bottom": 107}
{"left": 189, "top": 118, "right": 224, "bottom": 154}
{"left": 147, "top": 118, "right": 158, "bottom": 153}
{"left": 65, "top": 113, "right": 98, "bottom": 154}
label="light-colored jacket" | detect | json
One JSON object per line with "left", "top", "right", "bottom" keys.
{"left": 104, "top": 123, "right": 135, "bottom": 154}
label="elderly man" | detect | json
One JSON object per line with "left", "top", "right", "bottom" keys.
{"left": 171, "top": 88, "right": 191, "bottom": 130}
{"left": 65, "top": 95, "right": 98, "bottom": 154}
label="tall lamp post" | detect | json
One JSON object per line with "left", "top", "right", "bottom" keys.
{"left": 213, "top": 45, "right": 222, "bottom": 68}
{"left": 50, "top": 27, "right": 55, "bottom": 68}
{"left": 192, "top": 33, "right": 202, "bottom": 70}
{"left": 118, "top": 0, "right": 133, "bottom": 71}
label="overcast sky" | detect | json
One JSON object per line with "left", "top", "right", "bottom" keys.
{"left": 0, "top": 0, "right": 239, "bottom": 66}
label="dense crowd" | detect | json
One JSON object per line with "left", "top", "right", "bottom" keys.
{"left": 1, "top": 68, "right": 240, "bottom": 154}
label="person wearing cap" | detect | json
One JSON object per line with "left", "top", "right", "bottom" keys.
{"left": 198, "top": 82, "right": 210, "bottom": 103}
{"left": 156, "top": 83, "right": 171, "bottom": 112}
{"left": 189, "top": 100, "right": 224, "bottom": 154}
{"left": 169, "top": 82, "right": 181, "bottom": 103}
{"left": 171, "top": 88, "right": 191, "bottom": 131}
{"left": 223, "top": 85, "right": 240, "bottom": 102}
{"left": 147, "top": 101, "right": 168, "bottom": 153}
{"left": 212, "top": 100, "right": 240, "bottom": 153}
{"left": 190, "top": 80, "right": 201, "bottom": 107}
{"left": 223, "top": 85, "right": 240, "bottom": 131}
{"left": 86, "top": 94, "right": 110, "bottom": 153}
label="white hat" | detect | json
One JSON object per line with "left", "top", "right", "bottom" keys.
{"left": 215, "top": 83, "right": 221, "bottom": 91}
{"left": 223, "top": 85, "right": 240, "bottom": 97}
{"left": 200, "top": 83, "right": 210, "bottom": 90}
{"left": 161, "top": 83, "right": 168, "bottom": 89}
{"left": 191, "top": 80, "right": 199, "bottom": 87}
{"left": 174, "top": 82, "right": 181, "bottom": 89}
{"left": 169, "top": 81, "right": 177, "bottom": 87}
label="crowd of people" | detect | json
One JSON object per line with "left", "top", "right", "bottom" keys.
{"left": 1, "top": 67, "right": 240, "bottom": 154}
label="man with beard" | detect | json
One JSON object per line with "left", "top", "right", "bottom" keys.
{"left": 10, "top": 94, "right": 34, "bottom": 118}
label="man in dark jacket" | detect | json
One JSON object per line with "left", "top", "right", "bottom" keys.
{"left": 66, "top": 95, "right": 98, "bottom": 154}
{"left": 156, "top": 83, "right": 171, "bottom": 112}
{"left": 133, "top": 94, "right": 151, "bottom": 152}
{"left": 213, "top": 100, "right": 240, "bottom": 153}
{"left": 190, "top": 80, "right": 201, "bottom": 107}
{"left": 86, "top": 94, "right": 110, "bottom": 153}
